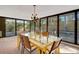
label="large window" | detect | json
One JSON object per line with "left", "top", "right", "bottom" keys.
{"left": 59, "top": 13, "right": 75, "bottom": 43}
{"left": 25, "top": 21, "right": 30, "bottom": 32}
{"left": 77, "top": 12, "right": 79, "bottom": 44}
{"left": 31, "top": 21, "right": 35, "bottom": 32}
{"left": 48, "top": 16, "right": 57, "bottom": 36}
{"left": 16, "top": 20, "right": 24, "bottom": 34}
{"left": 5, "top": 19, "right": 15, "bottom": 36}
{"left": 35, "top": 20, "right": 40, "bottom": 32}
{"left": 41, "top": 18, "right": 47, "bottom": 32}
{"left": 0, "top": 31, "right": 2, "bottom": 37}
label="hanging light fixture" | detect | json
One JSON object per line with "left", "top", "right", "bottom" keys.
{"left": 31, "top": 5, "right": 39, "bottom": 22}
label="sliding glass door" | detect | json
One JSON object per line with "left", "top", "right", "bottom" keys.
{"left": 59, "top": 13, "right": 75, "bottom": 43}
{"left": 16, "top": 20, "right": 24, "bottom": 34}
{"left": 5, "top": 19, "right": 15, "bottom": 36}
{"left": 25, "top": 21, "right": 30, "bottom": 32}
{"left": 40, "top": 18, "right": 47, "bottom": 43}
{"left": 35, "top": 20, "right": 40, "bottom": 32}
{"left": 48, "top": 16, "right": 57, "bottom": 36}
{"left": 31, "top": 21, "right": 35, "bottom": 32}
{"left": 41, "top": 18, "right": 47, "bottom": 32}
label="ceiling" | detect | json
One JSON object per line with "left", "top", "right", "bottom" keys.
{"left": 0, "top": 5, "right": 79, "bottom": 20}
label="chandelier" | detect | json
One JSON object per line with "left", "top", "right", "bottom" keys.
{"left": 31, "top": 5, "right": 39, "bottom": 22}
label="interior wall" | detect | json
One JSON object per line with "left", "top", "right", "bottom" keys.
{"left": 0, "top": 17, "right": 5, "bottom": 37}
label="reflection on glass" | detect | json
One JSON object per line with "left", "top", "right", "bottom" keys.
{"left": 5, "top": 19, "right": 15, "bottom": 36}
{"left": 16, "top": 20, "right": 24, "bottom": 34}
{"left": 59, "top": 13, "right": 75, "bottom": 43}
{"left": 25, "top": 21, "right": 30, "bottom": 32}
{"left": 48, "top": 16, "right": 57, "bottom": 36}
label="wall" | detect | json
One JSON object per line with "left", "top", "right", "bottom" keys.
{"left": 0, "top": 17, "right": 5, "bottom": 37}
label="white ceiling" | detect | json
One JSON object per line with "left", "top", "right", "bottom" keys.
{"left": 0, "top": 5, "right": 79, "bottom": 20}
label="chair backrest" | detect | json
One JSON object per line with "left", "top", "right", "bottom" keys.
{"left": 36, "top": 32, "right": 41, "bottom": 35}
{"left": 49, "top": 41, "right": 55, "bottom": 54}
{"left": 35, "top": 32, "right": 41, "bottom": 40}
{"left": 18, "top": 34, "right": 24, "bottom": 47}
{"left": 53, "top": 39, "right": 62, "bottom": 50}
{"left": 49, "top": 39, "right": 62, "bottom": 54}
{"left": 17, "top": 34, "right": 22, "bottom": 49}
{"left": 42, "top": 32, "right": 48, "bottom": 37}
{"left": 22, "top": 35, "right": 31, "bottom": 49}
{"left": 18, "top": 34, "right": 23, "bottom": 43}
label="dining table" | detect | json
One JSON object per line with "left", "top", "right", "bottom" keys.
{"left": 17, "top": 32, "right": 61, "bottom": 54}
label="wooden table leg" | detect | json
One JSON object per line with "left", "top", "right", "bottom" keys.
{"left": 41, "top": 47, "right": 47, "bottom": 54}
{"left": 36, "top": 48, "right": 46, "bottom": 54}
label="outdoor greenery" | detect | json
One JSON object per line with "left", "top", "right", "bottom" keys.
{"left": 6, "top": 20, "right": 15, "bottom": 32}
{"left": 6, "top": 19, "right": 31, "bottom": 36}
{"left": 41, "top": 18, "right": 47, "bottom": 32}
{"left": 31, "top": 21, "right": 35, "bottom": 31}
{"left": 25, "top": 21, "right": 30, "bottom": 32}
{"left": 59, "top": 13, "right": 74, "bottom": 32}
{"left": 17, "top": 21, "right": 24, "bottom": 31}
{"left": 3, "top": 11, "right": 79, "bottom": 44}
{"left": 48, "top": 16, "right": 57, "bottom": 35}
{"left": 59, "top": 13, "right": 75, "bottom": 43}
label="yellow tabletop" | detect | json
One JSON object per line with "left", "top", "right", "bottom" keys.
{"left": 17, "top": 32, "right": 61, "bottom": 54}
{"left": 30, "top": 37, "right": 61, "bottom": 53}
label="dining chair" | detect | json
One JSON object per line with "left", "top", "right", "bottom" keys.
{"left": 42, "top": 32, "right": 48, "bottom": 36}
{"left": 21, "top": 35, "right": 37, "bottom": 54}
{"left": 36, "top": 32, "right": 41, "bottom": 35}
{"left": 35, "top": 32, "right": 41, "bottom": 41}
{"left": 46, "top": 39, "right": 62, "bottom": 54}
{"left": 17, "top": 34, "right": 22, "bottom": 50}
{"left": 41, "top": 32, "right": 49, "bottom": 43}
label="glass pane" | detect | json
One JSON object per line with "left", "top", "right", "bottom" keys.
{"left": 31, "top": 21, "right": 35, "bottom": 32}
{"left": 34, "top": 20, "right": 41, "bottom": 42}
{"left": 16, "top": 20, "right": 24, "bottom": 34}
{"left": 59, "top": 13, "right": 75, "bottom": 43}
{"left": 40, "top": 18, "right": 47, "bottom": 43}
{"left": 5, "top": 19, "right": 15, "bottom": 36}
{"left": 77, "top": 12, "right": 79, "bottom": 44}
{"left": 41, "top": 18, "right": 47, "bottom": 32}
{"left": 0, "top": 31, "right": 2, "bottom": 37}
{"left": 35, "top": 20, "right": 40, "bottom": 32}
{"left": 30, "top": 21, "right": 35, "bottom": 39}
{"left": 25, "top": 21, "right": 30, "bottom": 32}
{"left": 48, "top": 16, "right": 57, "bottom": 36}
